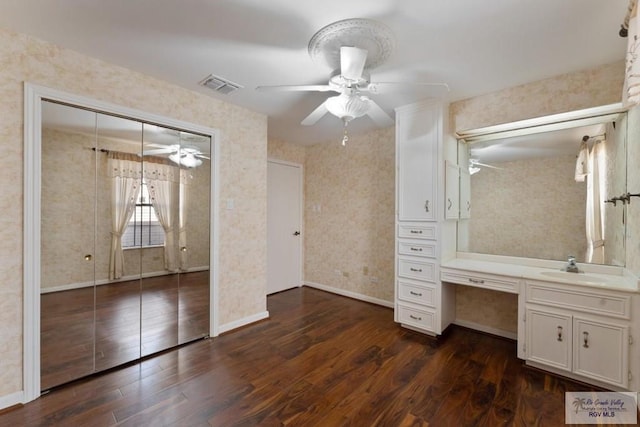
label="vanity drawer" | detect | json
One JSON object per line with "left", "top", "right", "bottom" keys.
{"left": 398, "top": 258, "right": 437, "bottom": 282}
{"left": 397, "top": 224, "right": 437, "bottom": 240}
{"left": 397, "top": 304, "right": 436, "bottom": 332}
{"left": 526, "top": 282, "right": 631, "bottom": 319}
{"left": 397, "top": 280, "right": 436, "bottom": 307}
{"left": 440, "top": 268, "right": 519, "bottom": 294}
{"left": 398, "top": 240, "right": 437, "bottom": 258}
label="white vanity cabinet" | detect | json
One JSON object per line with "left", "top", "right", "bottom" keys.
{"left": 394, "top": 100, "right": 455, "bottom": 335}
{"left": 525, "top": 280, "right": 632, "bottom": 388}
{"left": 396, "top": 102, "right": 439, "bottom": 222}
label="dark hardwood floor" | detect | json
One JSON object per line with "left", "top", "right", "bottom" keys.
{"left": 5, "top": 287, "right": 638, "bottom": 426}
{"left": 41, "top": 271, "right": 209, "bottom": 390}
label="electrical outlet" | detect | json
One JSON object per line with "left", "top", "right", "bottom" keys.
{"left": 334, "top": 269, "right": 341, "bottom": 276}
{"left": 370, "top": 276, "right": 379, "bottom": 284}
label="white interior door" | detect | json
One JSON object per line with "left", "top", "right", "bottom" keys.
{"left": 267, "top": 160, "right": 302, "bottom": 294}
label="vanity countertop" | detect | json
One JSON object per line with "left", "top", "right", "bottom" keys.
{"left": 441, "top": 254, "right": 640, "bottom": 293}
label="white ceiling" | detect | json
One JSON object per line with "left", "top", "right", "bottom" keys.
{"left": 0, "top": 0, "right": 628, "bottom": 145}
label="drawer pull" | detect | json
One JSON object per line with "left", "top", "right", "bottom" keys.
{"left": 424, "top": 200, "right": 430, "bottom": 213}
{"left": 409, "top": 291, "right": 423, "bottom": 297}
{"left": 410, "top": 247, "right": 423, "bottom": 252}
{"left": 557, "top": 326, "right": 563, "bottom": 342}
{"left": 468, "top": 278, "right": 485, "bottom": 284}
{"left": 410, "top": 268, "right": 423, "bottom": 273}
{"left": 583, "top": 331, "right": 589, "bottom": 348}
{"left": 447, "top": 198, "right": 452, "bottom": 210}
{"left": 410, "top": 230, "right": 423, "bottom": 234}
{"left": 409, "top": 314, "right": 423, "bottom": 321}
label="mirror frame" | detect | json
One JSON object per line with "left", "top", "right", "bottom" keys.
{"left": 23, "top": 82, "right": 220, "bottom": 403}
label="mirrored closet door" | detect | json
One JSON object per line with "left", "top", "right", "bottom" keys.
{"left": 40, "top": 100, "right": 211, "bottom": 391}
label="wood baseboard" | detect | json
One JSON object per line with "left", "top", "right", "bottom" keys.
{"left": 303, "top": 281, "right": 394, "bottom": 308}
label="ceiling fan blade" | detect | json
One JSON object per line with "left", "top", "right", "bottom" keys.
{"left": 301, "top": 101, "right": 329, "bottom": 126}
{"left": 365, "top": 99, "right": 394, "bottom": 127}
{"left": 255, "top": 84, "right": 335, "bottom": 92}
{"left": 142, "top": 148, "right": 174, "bottom": 156}
{"left": 470, "top": 160, "right": 502, "bottom": 169}
{"left": 365, "top": 82, "right": 450, "bottom": 94}
{"left": 340, "top": 46, "right": 368, "bottom": 81}
{"left": 195, "top": 154, "right": 210, "bottom": 160}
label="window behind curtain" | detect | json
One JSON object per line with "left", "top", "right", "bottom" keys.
{"left": 121, "top": 179, "right": 165, "bottom": 248}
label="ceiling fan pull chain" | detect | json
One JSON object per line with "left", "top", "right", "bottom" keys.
{"left": 342, "top": 121, "right": 349, "bottom": 146}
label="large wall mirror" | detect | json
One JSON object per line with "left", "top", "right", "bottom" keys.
{"left": 457, "top": 105, "right": 628, "bottom": 267}
{"left": 24, "top": 84, "right": 218, "bottom": 397}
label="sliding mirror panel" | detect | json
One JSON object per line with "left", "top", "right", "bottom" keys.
{"left": 94, "top": 113, "right": 143, "bottom": 371}
{"left": 40, "top": 101, "right": 98, "bottom": 390}
{"left": 177, "top": 131, "right": 211, "bottom": 345}
{"left": 139, "top": 124, "right": 180, "bottom": 357}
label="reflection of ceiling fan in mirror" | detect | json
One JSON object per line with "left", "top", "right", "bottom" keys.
{"left": 469, "top": 158, "right": 502, "bottom": 175}
{"left": 142, "top": 144, "right": 210, "bottom": 168}
{"left": 256, "top": 18, "right": 448, "bottom": 144}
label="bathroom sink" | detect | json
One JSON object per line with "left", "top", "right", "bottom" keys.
{"left": 539, "top": 271, "right": 612, "bottom": 285}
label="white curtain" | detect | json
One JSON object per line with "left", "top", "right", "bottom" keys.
{"left": 624, "top": 0, "right": 640, "bottom": 105}
{"left": 585, "top": 140, "right": 606, "bottom": 263}
{"left": 108, "top": 155, "right": 142, "bottom": 280}
{"left": 145, "top": 162, "right": 181, "bottom": 272}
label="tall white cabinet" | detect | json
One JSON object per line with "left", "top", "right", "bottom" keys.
{"left": 394, "top": 100, "right": 456, "bottom": 335}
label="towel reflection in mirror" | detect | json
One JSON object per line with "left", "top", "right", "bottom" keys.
{"left": 575, "top": 133, "right": 607, "bottom": 263}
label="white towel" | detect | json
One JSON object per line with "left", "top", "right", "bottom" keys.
{"left": 574, "top": 141, "right": 589, "bottom": 182}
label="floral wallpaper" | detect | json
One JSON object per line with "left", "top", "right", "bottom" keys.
{"left": 303, "top": 128, "right": 396, "bottom": 302}
{"left": 451, "top": 61, "right": 625, "bottom": 132}
{"left": 268, "top": 137, "right": 306, "bottom": 165}
{"left": 0, "top": 27, "right": 267, "bottom": 399}
{"left": 467, "top": 155, "right": 588, "bottom": 262}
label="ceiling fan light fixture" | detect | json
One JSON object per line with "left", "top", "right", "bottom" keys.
{"left": 325, "top": 93, "right": 370, "bottom": 122}
{"left": 169, "top": 152, "right": 202, "bottom": 168}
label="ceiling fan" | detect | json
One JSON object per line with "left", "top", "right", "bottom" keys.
{"left": 258, "top": 46, "right": 395, "bottom": 129}
{"left": 256, "top": 18, "right": 448, "bottom": 144}
{"left": 469, "top": 158, "right": 502, "bottom": 175}
{"left": 142, "top": 144, "right": 210, "bottom": 168}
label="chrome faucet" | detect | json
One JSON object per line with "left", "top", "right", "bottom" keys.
{"left": 563, "top": 255, "right": 580, "bottom": 273}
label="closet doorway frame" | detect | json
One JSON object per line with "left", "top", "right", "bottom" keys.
{"left": 23, "top": 82, "right": 220, "bottom": 403}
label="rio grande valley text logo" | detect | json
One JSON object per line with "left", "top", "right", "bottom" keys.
{"left": 565, "top": 392, "right": 638, "bottom": 424}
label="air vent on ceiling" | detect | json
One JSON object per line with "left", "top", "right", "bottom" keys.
{"left": 199, "top": 74, "right": 243, "bottom": 95}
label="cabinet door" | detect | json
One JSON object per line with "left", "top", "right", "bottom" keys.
{"left": 526, "top": 308, "right": 572, "bottom": 371}
{"left": 445, "top": 161, "right": 459, "bottom": 220}
{"left": 397, "top": 105, "right": 440, "bottom": 221}
{"left": 459, "top": 168, "right": 471, "bottom": 219}
{"left": 573, "top": 318, "right": 629, "bottom": 387}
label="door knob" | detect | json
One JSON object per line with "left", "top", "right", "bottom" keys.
{"left": 293, "top": 231, "right": 300, "bottom": 236}
{"left": 84, "top": 254, "right": 93, "bottom": 261}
